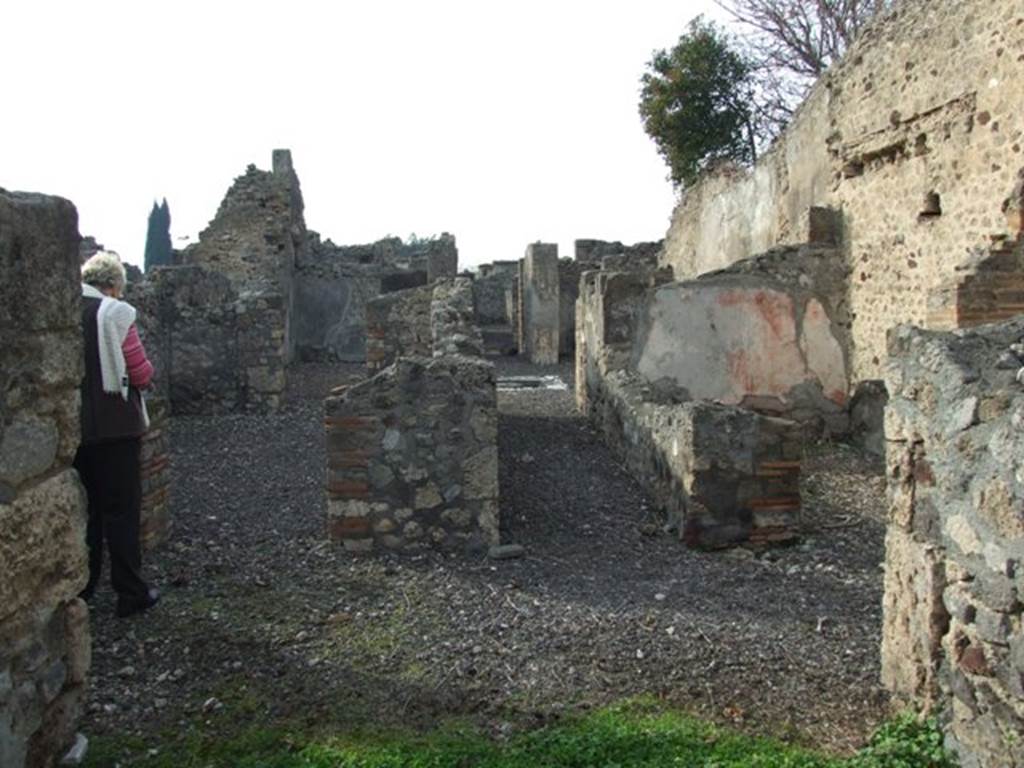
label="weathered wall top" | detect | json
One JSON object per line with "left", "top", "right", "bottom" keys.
{"left": 183, "top": 152, "right": 308, "bottom": 295}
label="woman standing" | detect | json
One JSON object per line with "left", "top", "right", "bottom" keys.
{"left": 75, "top": 251, "right": 160, "bottom": 618}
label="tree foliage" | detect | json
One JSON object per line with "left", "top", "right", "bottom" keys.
{"left": 143, "top": 198, "right": 173, "bottom": 271}
{"left": 638, "top": 17, "right": 759, "bottom": 188}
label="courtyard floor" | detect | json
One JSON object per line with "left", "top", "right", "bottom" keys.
{"left": 81, "top": 358, "right": 891, "bottom": 757}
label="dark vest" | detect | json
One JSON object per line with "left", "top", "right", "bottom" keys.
{"left": 79, "top": 295, "right": 147, "bottom": 445}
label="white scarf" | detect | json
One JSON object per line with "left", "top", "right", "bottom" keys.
{"left": 82, "top": 283, "right": 135, "bottom": 400}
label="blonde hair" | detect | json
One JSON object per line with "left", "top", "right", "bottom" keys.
{"left": 81, "top": 250, "right": 127, "bottom": 293}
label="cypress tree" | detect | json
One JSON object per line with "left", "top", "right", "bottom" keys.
{"left": 143, "top": 198, "right": 173, "bottom": 271}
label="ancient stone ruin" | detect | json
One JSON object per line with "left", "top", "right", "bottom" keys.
{"left": 2, "top": 0, "right": 1023, "bottom": 765}
{"left": 131, "top": 150, "right": 459, "bottom": 415}
{"left": 326, "top": 278, "right": 498, "bottom": 554}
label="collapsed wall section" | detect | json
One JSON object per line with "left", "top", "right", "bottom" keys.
{"left": 325, "top": 278, "right": 498, "bottom": 554}
{"left": 293, "top": 233, "right": 458, "bottom": 362}
{"left": 0, "top": 190, "right": 90, "bottom": 768}
{"left": 883, "top": 320, "right": 1024, "bottom": 767}
{"left": 472, "top": 261, "right": 518, "bottom": 356}
{"left": 661, "top": 0, "right": 1024, "bottom": 381}
{"left": 559, "top": 240, "right": 663, "bottom": 356}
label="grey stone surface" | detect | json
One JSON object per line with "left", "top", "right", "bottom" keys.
{"left": 0, "top": 417, "right": 58, "bottom": 487}
{"left": 520, "top": 243, "right": 560, "bottom": 365}
{"left": 488, "top": 544, "right": 525, "bottom": 560}
{"left": 883, "top": 319, "right": 1024, "bottom": 767}
{"left": 0, "top": 189, "right": 89, "bottom": 768}
{"left": 326, "top": 276, "right": 497, "bottom": 554}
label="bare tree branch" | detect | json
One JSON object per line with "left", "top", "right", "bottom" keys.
{"left": 714, "top": 0, "right": 891, "bottom": 136}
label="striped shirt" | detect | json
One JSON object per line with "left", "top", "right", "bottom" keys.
{"left": 122, "top": 325, "right": 154, "bottom": 388}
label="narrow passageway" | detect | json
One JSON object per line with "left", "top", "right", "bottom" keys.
{"left": 81, "top": 358, "right": 890, "bottom": 757}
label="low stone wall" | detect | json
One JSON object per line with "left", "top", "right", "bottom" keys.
{"left": 326, "top": 277, "right": 497, "bottom": 554}
{"left": 325, "top": 356, "right": 498, "bottom": 554}
{"left": 365, "top": 284, "right": 433, "bottom": 372}
{"left": 882, "top": 320, "right": 1024, "bottom": 767}
{"left": 576, "top": 264, "right": 810, "bottom": 548}
{"left": 0, "top": 190, "right": 90, "bottom": 768}
{"left": 590, "top": 369, "right": 802, "bottom": 547}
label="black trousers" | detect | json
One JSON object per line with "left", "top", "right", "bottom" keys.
{"left": 73, "top": 437, "right": 150, "bottom": 604}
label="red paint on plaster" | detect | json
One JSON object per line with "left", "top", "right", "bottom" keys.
{"left": 830, "top": 389, "right": 848, "bottom": 406}
{"left": 714, "top": 288, "right": 791, "bottom": 340}
{"left": 727, "top": 348, "right": 756, "bottom": 394}
{"left": 753, "top": 290, "right": 790, "bottom": 340}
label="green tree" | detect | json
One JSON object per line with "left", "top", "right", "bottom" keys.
{"left": 143, "top": 198, "right": 173, "bottom": 271}
{"left": 638, "top": 17, "right": 759, "bottom": 187}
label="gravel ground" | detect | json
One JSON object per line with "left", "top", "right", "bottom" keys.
{"left": 82, "top": 358, "right": 891, "bottom": 758}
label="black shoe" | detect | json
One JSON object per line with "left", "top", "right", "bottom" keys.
{"left": 116, "top": 588, "right": 160, "bottom": 618}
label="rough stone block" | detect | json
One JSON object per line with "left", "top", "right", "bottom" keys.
{"left": 881, "top": 527, "right": 948, "bottom": 706}
{"left": 521, "top": 243, "right": 560, "bottom": 364}
{"left": 0, "top": 471, "right": 87, "bottom": 631}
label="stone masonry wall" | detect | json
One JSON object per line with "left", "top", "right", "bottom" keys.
{"left": 0, "top": 190, "right": 90, "bottom": 768}
{"left": 325, "top": 278, "right": 498, "bottom": 554}
{"left": 576, "top": 267, "right": 804, "bottom": 548}
{"left": 132, "top": 265, "right": 286, "bottom": 413}
{"left": 365, "top": 284, "right": 434, "bottom": 372}
{"left": 661, "top": 0, "right": 1024, "bottom": 382}
{"left": 473, "top": 261, "right": 518, "bottom": 326}
{"left": 883, "top": 320, "right": 1024, "bottom": 767}
{"left": 431, "top": 278, "right": 484, "bottom": 358}
{"left": 294, "top": 233, "right": 458, "bottom": 362}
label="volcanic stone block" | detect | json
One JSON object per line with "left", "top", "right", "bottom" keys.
{"left": 520, "top": 243, "right": 560, "bottom": 364}
{"left": 0, "top": 189, "right": 90, "bottom": 768}
{"left": 883, "top": 319, "right": 1024, "bottom": 766}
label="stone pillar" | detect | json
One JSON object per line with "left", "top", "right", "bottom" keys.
{"left": 521, "top": 242, "right": 560, "bottom": 364}
{"left": 271, "top": 148, "right": 293, "bottom": 176}
{"left": 0, "top": 190, "right": 90, "bottom": 768}
{"left": 426, "top": 233, "right": 458, "bottom": 282}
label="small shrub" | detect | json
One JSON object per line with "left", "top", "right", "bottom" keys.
{"left": 849, "top": 712, "right": 957, "bottom": 768}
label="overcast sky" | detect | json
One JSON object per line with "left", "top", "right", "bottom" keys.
{"left": 2, "top": 1, "right": 722, "bottom": 269}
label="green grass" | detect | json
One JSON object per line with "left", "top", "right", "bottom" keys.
{"left": 83, "top": 702, "right": 955, "bottom": 768}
